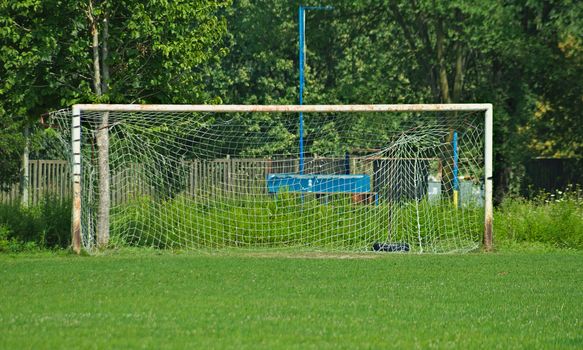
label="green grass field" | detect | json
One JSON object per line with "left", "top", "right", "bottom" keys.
{"left": 1, "top": 250, "right": 582, "bottom": 349}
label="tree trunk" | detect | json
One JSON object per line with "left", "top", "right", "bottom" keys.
{"left": 452, "top": 41, "right": 464, "bottom": 102}
{"left": 436, "top": 18, "right": 451, "bottom": 104}
{"left": 101, "top": 17, "right": 109, "bottom": 94}
{"left": 89, "top": 2, "right": 102, "bottom": 96}
{"left": 435, "top": 16, "right": 455, "bottom": 199}
{"left": 20, "top": 124, "right": 29, "bottom": 207}
{"left": 97, "top": 17, "right": 110, "bottom": 248}
{"left": 452, "top": 8, "right": 464, "bottom": 102}
{"left": 494, "top": 154, "right": 510, "bottom": 206}
{"left": 88, "top": 2, "right": 110, "bottom": 248}
{"left": 96, "top": 112, "right": 110, "bottom": 247}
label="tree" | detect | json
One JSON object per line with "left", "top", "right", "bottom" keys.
{"left": 211, "top": 0, "right": 581, "bottom": 201}
{"left": 0, "top": 0, "right": 55, "bottom": 192}
{"left": 2, "top": 0, "right": 581, "bottom": 204}
{"left": 1, "top": 0, "right": 231, "bottom": 249}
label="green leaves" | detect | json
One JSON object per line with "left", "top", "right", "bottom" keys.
{"left": 0, "top": 0, "right": 231, "bottom": 189}
{"left": 0, "top": 0, "right": 580, "bottom": 196}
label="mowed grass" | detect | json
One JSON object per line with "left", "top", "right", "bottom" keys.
{"left": 1, "top": 251, "right": 582, "bottom": 349}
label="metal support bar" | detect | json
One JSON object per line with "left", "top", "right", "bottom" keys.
{"left": 298, "top": 5, "right": 332, "bottom": 175}
{"left": 298, "top": 6, "right": 305, "bottom": 174}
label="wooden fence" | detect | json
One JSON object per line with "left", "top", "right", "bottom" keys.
{"left": 10, "top": 156, "right": 575, "bottom": 207}
{"left": 108, "top": 157, "right": 373, "bottom": 204}
{"left": 522, "top": 158, "right": 583, "bottom": 196}
{"left": 1, "top": 156, "right": 447, "bottom": 206}
{"left": 1, "top": 158, "right": 375, "bottom": 206}
{"left": 0, "top": 160, "right": 71, "bottom": 205}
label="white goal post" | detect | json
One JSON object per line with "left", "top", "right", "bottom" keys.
{"left": 68, "top": 103, "right": 493, "bottom": 253}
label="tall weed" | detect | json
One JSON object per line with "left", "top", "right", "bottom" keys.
{"left": 109, "top": 194, "right": 483, "bottom": 251}
{"left": 495, "top": 187, "right": 583, "bottom": 249}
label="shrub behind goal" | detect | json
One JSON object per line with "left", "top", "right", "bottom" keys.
{"left": 49, "top": 104, "right": 493, "bottom": 253}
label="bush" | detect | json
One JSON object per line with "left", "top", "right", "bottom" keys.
{"left": 0, "top": 196, "right": 71, "bottom": 250}
{"left": 0, "top": 224, "right": 38, "bottom": 253}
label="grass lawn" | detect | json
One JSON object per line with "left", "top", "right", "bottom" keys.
{"left": 1, "top": 250, "right": 582, "bottom": 349}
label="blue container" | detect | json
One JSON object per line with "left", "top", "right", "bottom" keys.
{"left": 266, "top": 174, "right": 371, "bottom": 194}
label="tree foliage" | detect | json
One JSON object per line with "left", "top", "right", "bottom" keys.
{"left": 0, "top": 0, "right": 581, "bottom": 199}
{"left": 208, "top": 0, "right": 582, "bottom": 199}
{"left": 0, "top": 0, "right": 230, "bottom": 189}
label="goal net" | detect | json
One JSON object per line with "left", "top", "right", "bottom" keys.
{"left": 49, "top": 104, "right": 493, "bottom": 253}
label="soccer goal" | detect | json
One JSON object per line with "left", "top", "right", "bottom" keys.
{"left": 49, "top": 104, "right": 493, "bottom": 253}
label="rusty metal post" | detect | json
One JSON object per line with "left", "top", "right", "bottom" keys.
{"left": 484, "top": 105, "right": 494, "bottom": 251}
{"left": 71, "top": 106, "right": 82, "bottom": 254}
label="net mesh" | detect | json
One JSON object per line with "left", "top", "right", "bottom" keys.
{"left": 49, "top": 107, "right": 485, "bottom": 253}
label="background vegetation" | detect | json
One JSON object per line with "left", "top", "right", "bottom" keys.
{"left": 495, "top": 186, "right": 583, "bottom": 249}
{"left": 0, "top": 196, "right": 70, "bottom": 252}
{"left": 2, "top": 188, "right": 582, "bottom": 252}
{"left": 0, "top": 0, "right": 582, "bottom": 250}
{"left": 1, "top": 0, "right": 582, "bottom": 196}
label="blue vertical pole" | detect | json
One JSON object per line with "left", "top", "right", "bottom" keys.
{"left": 298, "top": 5, "right": 305, "bottom": 175}
{"left": 453, "top": 131, "right": 459, "bottom": 207}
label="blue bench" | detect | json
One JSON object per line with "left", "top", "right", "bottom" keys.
{"left": 266, "top": 174, "right": 378, "bottom": 204}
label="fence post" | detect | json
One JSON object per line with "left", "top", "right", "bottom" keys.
{"left": 34, "top": 159, "right": 40, "bottom": 205}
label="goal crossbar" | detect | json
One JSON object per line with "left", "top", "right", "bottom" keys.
{"left": 72, "top": 103, "right": 493, "bottom": 113}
